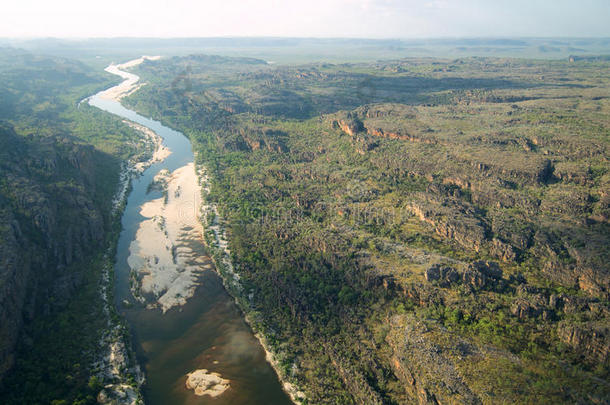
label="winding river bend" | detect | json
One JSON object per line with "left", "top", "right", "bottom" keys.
{"left": 89, "top": 58, "right": 292, "bottom": 405}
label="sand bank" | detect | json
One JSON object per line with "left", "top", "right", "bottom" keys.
{"left": 98, "top": 55, "right": 161, "bottom": 101}
{"left": 127, "top": 162, "right": 210, "bottom": 313}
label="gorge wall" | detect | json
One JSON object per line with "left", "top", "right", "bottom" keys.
{"left": 0, "top": 123, "right": 117, "bottom": 383}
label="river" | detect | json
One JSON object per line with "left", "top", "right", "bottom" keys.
{"left": 89, "top": 59, "right": 292, "bottom": 405}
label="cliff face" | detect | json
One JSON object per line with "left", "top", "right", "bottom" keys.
{"left": 0, "top": 124, "right": 111, "bottom": 382}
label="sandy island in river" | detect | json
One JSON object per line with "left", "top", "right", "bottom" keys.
{"left": 185, "top": 369, "right": 230, "bottom": 397}
{"left": 127, "top": 163, "right": 212, "bottom": 313}
{"left": 98, "top": 55, "right": 161, "bottom": 101}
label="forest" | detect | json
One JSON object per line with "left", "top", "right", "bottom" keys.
{"left": 123, "top": 54, "right": 610, "bottom": 404}
{"left": 0, "top": 48, "right": 147, "bottom": 404}
{"left": 0, "top": 42, "right": 608, "bottom": 404}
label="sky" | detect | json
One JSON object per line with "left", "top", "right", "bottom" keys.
{"left": 1, "top": 0, "right": 609, "bottom": 38}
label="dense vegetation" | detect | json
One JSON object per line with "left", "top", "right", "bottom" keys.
{"left": 126, "top": 54, "right": 610, "bottom": 403}
{"left": 0, "top": 48, "right": 146, "bottom": 404}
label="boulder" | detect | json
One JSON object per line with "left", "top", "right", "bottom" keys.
{"left": 462, "top": 269, "right": 487, "bottom": 290}
{"left": 425, "top": 266, "right": 441, "bottom": 282}
{"left": 462, "top": 261, "right": 503, "bottom": 290}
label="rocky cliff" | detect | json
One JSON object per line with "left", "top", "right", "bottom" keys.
{"left": 0, "top": 123, "right": 113, "bottom": 383}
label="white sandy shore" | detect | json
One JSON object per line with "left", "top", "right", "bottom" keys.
{"left": 128, "top": 163, "right": 211, "bottom": 313}
{"left": 98, "top": 55, "right": 161, "bottom": 101}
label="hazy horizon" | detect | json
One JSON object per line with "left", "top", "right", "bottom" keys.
{"left": 2, "top": 0, "right": 609, "bottom": 39}
{"left": 3, "top": 35, "right": 610, "bottom": 40}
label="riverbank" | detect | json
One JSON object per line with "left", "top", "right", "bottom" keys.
{"left": 94, "top": 163, "right": 147, "bottom": 405}
{"left": 91, "top": 56, "right": 166, "bottom": 405}
{"left": 123, "top": 120, "right": 171, "bottom": 171}
{"left": 93, "top": 119, "right": 176, "bottom": 405}
{"left": 196, "top": 164, "right": 307, "bottom": 404}
{"left": 96, "top": 55, "right": 209, "bottom": 314}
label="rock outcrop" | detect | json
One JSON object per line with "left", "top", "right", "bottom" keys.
{"left": 386, "top": 314, "right": 483, "bottom": 405}
{"left": 557, "top": 322, "right": 610, "bottom": 364}
{"left": 425, "top": 261, "right": 503, "bottom": 291}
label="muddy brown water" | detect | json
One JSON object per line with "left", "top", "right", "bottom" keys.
{"left": 89, "top": 66, "right": 292, "bottom": 405}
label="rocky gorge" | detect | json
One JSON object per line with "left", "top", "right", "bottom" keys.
{"left": 121, "top": 54, "right": 609, "bottom": 403}
{"left": 0, "top": 123, "right": 109, "bottom": 382}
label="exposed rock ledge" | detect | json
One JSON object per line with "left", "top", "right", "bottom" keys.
{"left": 185, "top": 369, "right": 230, "bottom": 397}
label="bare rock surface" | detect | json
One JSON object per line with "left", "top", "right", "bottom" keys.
{"left": 185, "top": 369, "right": 230, "bottom": 397}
